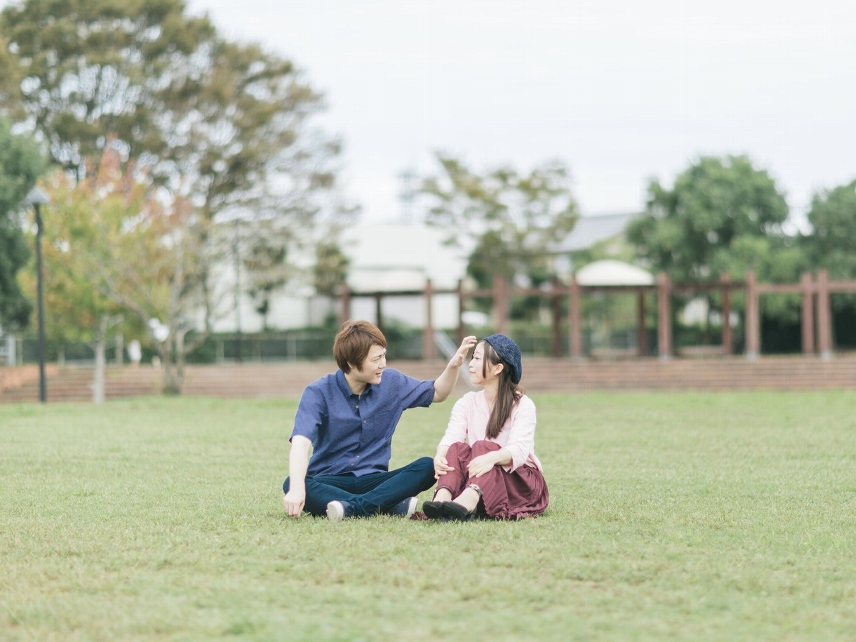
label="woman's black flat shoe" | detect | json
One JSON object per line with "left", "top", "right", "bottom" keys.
{"left": 442, "top": 501, "right": 477, "bottom": 521}
{"left": 422, "top": 501, "right": 446, "bottom": 520}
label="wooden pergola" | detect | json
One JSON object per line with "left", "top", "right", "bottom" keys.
{"left": 339, "top": 270, "right": 848, "bottom": 359}
{"left": 453, "top": 272, "right": 739, "bottom": 359}
{"left": 745, "top": 269, "right": 853, "bottom": 358}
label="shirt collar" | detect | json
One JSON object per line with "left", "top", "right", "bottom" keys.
{"left": 335, "top": 369, "right": 374, "bottom": 398}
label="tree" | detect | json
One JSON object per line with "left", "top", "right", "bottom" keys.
{"left": 627, "top": 155, "right": 791, "bottom": 281}
{"left": 627, "top": 155, "right": 800, "bottom": 344}
{"left": 803, "top": 178, "right": 856, "bottom": 278}
{"left": 422, "top": 154, "right": 578, "bottom": 323}
{"left": 313, "top": 239, "right": 350, "bottom": 297}
{"left": 26, "top": 147, "right": 223, "bottom": 395}
{"left": 0, "top": 0, "right": 215, "bottom": 174}
{"left": 421, "top": 153, "right": 578, "bottom": 320}
{"left": 17, "top": 156, "right": 143, "bottom": 401}
{"left": 1, "top": 0, "right": 354, "bottom": 309}
{"left": 0, "top": 116, "right": 43, "bottom": 331}
{"left": 802, "top": 178, "right": 856, "bottom": 348}
{"left": 240, "top": 220, "right": 287, "bottom": 330}
{"left": 81, "top": 160, "right": 221, "bottom": 395}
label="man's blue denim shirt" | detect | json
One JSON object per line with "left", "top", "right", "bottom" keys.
{"left": 291, "top": 369, "right": 435, "bottom": 477}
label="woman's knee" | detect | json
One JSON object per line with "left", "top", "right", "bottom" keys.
{"left": 471, "top": 439, "right": 501, "bottom": 456}
{"left": 446, "top": 441, "right": 472, "bottom": 458}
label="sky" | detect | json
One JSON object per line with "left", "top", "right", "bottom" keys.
{"left": 181, "top": 0, "right": 856, "bottom": 228}
{"left": 9, "top": 0, "right": 856, "bottom": 227}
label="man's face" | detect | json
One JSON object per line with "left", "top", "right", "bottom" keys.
{"left": 350, "top": 344, "right": 387, "bottom": 386}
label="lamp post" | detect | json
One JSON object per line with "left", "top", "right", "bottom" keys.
{"left": 233, "top": 218, "right": 243, "bottom": 363}
{"left": 25, "top": 187, "right": 50, "bottom": 403}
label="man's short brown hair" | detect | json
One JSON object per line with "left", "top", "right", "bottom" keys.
{"left": 333, "top": 320, "right": 387, "bottom": 373}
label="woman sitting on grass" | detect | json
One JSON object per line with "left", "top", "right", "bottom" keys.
{"left": 422, "top": 334, "right": 549, "bottom": 520}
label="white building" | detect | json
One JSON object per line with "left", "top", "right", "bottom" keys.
{"left": 210, "top": 223, "right": 471, "bottom": 332}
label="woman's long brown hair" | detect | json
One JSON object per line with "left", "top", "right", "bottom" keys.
{"left": 482, "top": 341, "right": 524, "bottom": 439}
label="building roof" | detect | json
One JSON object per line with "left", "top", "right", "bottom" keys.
{"left": 549, "top": 212, "right": 635, "bottom": 254}
{"left": 340, "top": 224, "right": 469, "bottom": 293}
{"left": 575, "top": 260, "right": 654, "bottom": 286}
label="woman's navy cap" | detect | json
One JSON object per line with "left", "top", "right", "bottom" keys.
{"left": 483, "top": 334, "right": 522, "bottom": 384}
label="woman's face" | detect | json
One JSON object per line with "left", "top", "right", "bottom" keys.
{"left": 468, "top": 342, "right": 500, "bottom": 386}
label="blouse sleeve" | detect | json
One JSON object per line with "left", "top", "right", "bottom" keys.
{"left": 437, "top": 394, "right": 471, "bottom": 449}
{"left": 503, "top": 395, "right": 537, "bottom": 471}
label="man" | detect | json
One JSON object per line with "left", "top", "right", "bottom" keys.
{"left": 282, "top": 320, "right": 477, "bottom": 520}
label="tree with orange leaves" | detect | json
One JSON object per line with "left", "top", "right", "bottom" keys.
{"left": 23, "top": 147, "right": 225, "bottom": 396}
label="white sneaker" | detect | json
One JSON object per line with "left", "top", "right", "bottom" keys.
{"left": 326, "top": 500, "right": 346, "bottom": 521}
{"left": 390, "top": 496, "right": 418, "bottom": 519}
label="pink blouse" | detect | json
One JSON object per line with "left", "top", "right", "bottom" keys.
{"left": 438, "top": 390, "right": 543, "bottom": 473}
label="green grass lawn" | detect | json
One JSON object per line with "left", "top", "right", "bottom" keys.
{"left": 2, "top": 391, "right": 856, "bottom": 641}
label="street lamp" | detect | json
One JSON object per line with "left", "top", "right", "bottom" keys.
{"left": 233, "top": 218, "right": 243, "bottom": 363}
{"left": 25, "top": 186, "right": 50, "bottom": 403}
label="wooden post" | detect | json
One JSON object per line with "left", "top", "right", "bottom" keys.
{"left": 800, "top": 272, "right": 815, "bottom": 354}
{"left": 745, "top": 271, "right": 759, "bottom": 359}
{"left": 374, "top": 293, "right": 383, "bottom": 333}
{"left": 492, "top": 275, "right": 509, "bottom": 336}
{"left": 423, "top": 279, "right": 436, "bottom": 360}
{"left": 569, "top": 276, "right": 583, "bottom": 360}
{"left": 636, "top": 291, "right": 647, "bottom": 357}
{"left": 551, "top": 277, "right": 562, "bottom": 357}
{"left": 339, "top": 282, "right": 351, "bottom": 325}
{"left": 456, "top": 279, "right": 465, "bottom": 345}
{"left": 721, "top": 273, "right": 732, "bottom": 355}
{"left": 657, "top": 272, "right": 672, "bottom": 360}
{"left": 816, "top": 269, "right": 832, "bottom": 359}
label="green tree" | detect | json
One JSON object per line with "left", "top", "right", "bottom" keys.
{"left": 312, "top": 239, "right": 350, "bottom": 298}
{"left": 0, "top": 116, "right": 43, "bottom": 331}
{"left": 421, "top": 153, "right": 578, "bottom": 320}
{"left": 85, "top": 170, "right": 219, "bottom": 395}
{"left": 17, "top": 157, "right": 143, "bottom": 401}
{"left": 26, "top": 148, "right": 221, "bottom": 394}
{"left": 627, "top": 155, "right": 791, "bottom": 282}
{"left": 422, "top": 154, "right": 578, "bottom": 280}
{"left": 0, "top": 0, "right": 215, "bottom": 174}
{"left": 627, "top": 155, "right": 800, "bottom": 345}
{"left": 0, "top": 0, "right": 353, "bottom": 301}
{"left": 240, "top": 221, "right": 287, "bottom": 330}
{"left": 802, "top": 178, "right": 856, "bottom": 348}
{"left": 803, "top": 178, "right": 856, "bottom": 278}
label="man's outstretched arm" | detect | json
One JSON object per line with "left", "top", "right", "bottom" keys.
{"left": 432, "top": 335, "right": 477, "bottom": 402}
{"left": 282, "top": 435, "right": 312, "bottom": 518}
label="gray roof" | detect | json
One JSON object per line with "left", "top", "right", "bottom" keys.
{"left": 549, "top": 212, "right": 635, "bottom": 254}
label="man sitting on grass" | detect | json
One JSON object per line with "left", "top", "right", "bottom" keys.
{"left": 282, "top": 320, "right": 476, "bottom": 520}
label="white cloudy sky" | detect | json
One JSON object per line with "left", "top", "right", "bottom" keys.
{"left": 183, "top": 0, "right": 855, "bottom": 226}
{"left": 10, "top": 0, "right": 856, "bottom": 225}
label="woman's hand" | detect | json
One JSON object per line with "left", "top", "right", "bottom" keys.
{"left": 434, "top": 454, "right": 454, "bottom": 479}
{"left": 467, "top": 451, "right": 501, "bottom": 478}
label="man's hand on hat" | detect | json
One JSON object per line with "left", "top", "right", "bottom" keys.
{"left": 450, "top": 335, "right": 477, "bottom": 367}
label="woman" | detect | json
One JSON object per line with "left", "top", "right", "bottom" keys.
{"left": 423, "top": 334, "right": 549, "bottom": 520}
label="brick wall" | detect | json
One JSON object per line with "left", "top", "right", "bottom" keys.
{"left": 2, "top": 355, "right": 855, "bottom": 403}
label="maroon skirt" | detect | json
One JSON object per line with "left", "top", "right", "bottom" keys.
{"left": 435, "top": 440, "right": 549, "bottom": 519}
